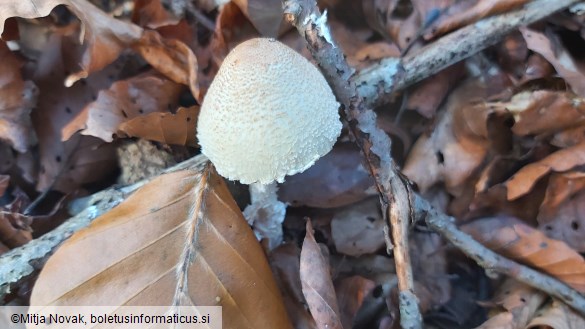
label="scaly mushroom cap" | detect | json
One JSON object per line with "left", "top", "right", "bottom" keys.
{"left": 197, "top": 38, "right": 341, "bottom": 184}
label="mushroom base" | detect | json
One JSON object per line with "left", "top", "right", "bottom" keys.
{"left": 243, "top": 182, "right": 287, "bottom": 250}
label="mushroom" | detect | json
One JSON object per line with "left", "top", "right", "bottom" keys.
{"left": 197, "top": 38, "right": 341, "bottom": 249}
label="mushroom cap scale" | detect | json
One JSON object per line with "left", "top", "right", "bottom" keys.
{"left": 197, "top": 38, "right": 341, "bottom": 185}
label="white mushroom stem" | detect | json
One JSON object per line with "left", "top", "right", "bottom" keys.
{"left": 242, "top": 182, "right": 286, "bottom": 250}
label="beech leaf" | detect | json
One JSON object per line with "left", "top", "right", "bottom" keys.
{"left": 30, "top": 163, "right": 292, "bottom": 329}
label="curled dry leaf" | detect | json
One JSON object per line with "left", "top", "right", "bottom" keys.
{"left": 403, "top": 80, "right": 510, "bottom": 195}
{"left": 0, "top": 0, "right": 142, "bottom": 85}
{"left": 32, "top": 33, "right": 118, "bottom": 193}
{"left": 0, "top": 0, "right": 199, "bottom": 96}
{"left": 62, "top": 73, "right": 183, "bottom": 142}
{"left": 278, "top": 143, "right": 375, "bottom": 208}
{"left": 270, "top": 244, "right": 318, "bottom": 329}
{"left": 462, "top": 216, "right": 585, "bottom": 293}
{"left": 521, "top": 27, "right": 585, "bottom": 97}
{"left": 504, "top": 143, "right": 585, "bottom": 200}
{"left": 426, "top": 0, "right": 530, "bottom": 39}
{"left": 526, "top": 299, "right": 585, "bottom": 329}
{"left": 476, "top": 279, "right": 546, "bottom": 329}
{"left": 301, "top": 220, "right": 344, "bottom": 329}
{"left": 30, "top": 165, "right": 292, "bottom": 329}
{"left": 538, "top": 187, "right": 585, "bottom": 252}
{"left": 0, "top": 211, "right": 32, "bottom": 249}
{"left": 118, "top": 106, "right": 199, "bottom": 147}
{"left": 132, "top": 0, "right": 180, "bottom": 29}
{"left": 0, "top": 41, "right": 37, "bottom": 153}
{"left": 504, "top": 90, "right": 585, "bottom": 137}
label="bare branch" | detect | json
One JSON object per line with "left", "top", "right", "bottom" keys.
{"left": 283, "top": 1, "right": 421, "bottom": 328}
{"left": 355, "top": 0, "right": 584, "bottom": 107}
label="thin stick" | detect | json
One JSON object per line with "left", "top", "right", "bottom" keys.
{"left": 282, "top": 1, "right": 422, "bottom": 328}
{"left": 355, "top": 0, "right": 584, "bottom": 107}
{"left": 413, "top": 195, "right": 585, "bottom": 315}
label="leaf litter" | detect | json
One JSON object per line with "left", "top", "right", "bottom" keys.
{"left": 0, "top": 0, "right": 585, "bottom": 328}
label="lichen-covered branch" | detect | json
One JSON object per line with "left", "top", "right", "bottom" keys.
{"left": 282, "top": 0, "right": 585, "bottom": 322}
{"left": 413, "top": 195, "right": 585, "bottom": 315}
{"left": 283, "top": 1, "right": 421, "bottom": 328}
{"left": 355, "top": 0, "right": 583, "bottom": 107}
{"left": 0, "top": 155, "right": 209, "bottom": 300}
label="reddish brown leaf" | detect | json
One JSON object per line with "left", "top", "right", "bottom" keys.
{"left": 403, "top": 80, "right": 510, "bottom": 195}
{"left": 504, "top": 143, "right": 585, "bottom": 200}
{"left": 117, "top": 106, "right": 199, "bottom": 146}
{"left": 0, "top": 211, "right": 32, "bottom": 248}
{"left": 132, "top": 0, "right": 180, "bottom": 29}
{"left": 521, "top": 27, "right": 585, "bottom": 97}
{"left": 335, "top": 276, "right": 376, "bottom": 329}
{"left": 0, "top": 41, "right": 37, "bottom": 152}
{"left": 301, "top": 220, "right": 344, "bottom": 329}
{"left": 270, "top": 244, "right": 318, "bottom": 329}
{"left": 526, "top": 299, "right": 585, "bottom": 328}
{"left": 426, "top": 0, "right": 530, "bottom": 39}
{"left": 62, "top": 73, "right": 183, "bottom": 142}
{"left": 476, "top": 279, "right": 546, "bottom": 329}
{"left": 462, "top": 216, "right": 585, "bottom": 292}
{"left": 538, "top": 186, "right": 585, "bottom": 252}
{"left": 31, "top": 163, "right": 293, "bottom": 329}
{"left": 505, "top": 90, "right": 585, "bottom": 137}
{"left": 132, "top": 30, "right": 200, "bottom": 101}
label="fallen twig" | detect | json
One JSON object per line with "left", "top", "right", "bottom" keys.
{"left": 414, "top": 195, "right": 585, "bottom": 315}
{"left": 282, "top": 1, "right": 421, "bottom": 328}
{"left": 0, "top": 155, "right": 208, "bottom": 300}
{"left": 355, "top": 0, "right": 584, "bottom": 108}
{"left": 282, "top": 0, "right": 585, "bottom": 323}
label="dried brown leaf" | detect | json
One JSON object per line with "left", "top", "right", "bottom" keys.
{"left": 31, "top": 165, "right": 292, "bottom": 329}
{"left": 335, "top": 276, "right": 376, "bottom": 329}
{"left": 462, "top": 216, "right": 585, "bottom": 292}
{"left": 0, "top": 211, "right": 32, "bottom": 248}
{"left": 132, "top": 30, "right": 200, "bottom": 101}
{"left": 403, "top": 80, "right": 510, "bottom": 195}
{"left": 132, "top": 0, "right": 180, "bottom": 29}
{"left": 1, "top": 0, "right": 142, "bottom": 85}
{"left": 504, "top": 90, "right": 585, "bottom": 137}
{"left": 476, "top": 279, "right": 546, "bottom": 329}
{"left": 504, "top": 143, "right": 585, "bottom": 200}
{"left": 0, "top": 0, "right": 199, "bottom": 95}
{"left": 0, "top": 41, "right": 37, "bottom": 152}
{"left": 521, "top": 26, "right": 585, "bottom": 97}
{"left": 301, "top": 220, "right": 344, "bottom": 329}
{"left": 526, "top": 299, "right": 585, "bottom": 329}
{"left": 427, "top": 0, "right": 529, "bottom": 38}
{"left": 62, "top": 74, "right": 183, "bottom": 142}
{"left": 270, "top": 244, "right": 317, "bottom": 329}
{"left": 118, "top": 106, "right": 199, "bottom": 147}
{"left": 538, "top": 187, "right": 585, "bottom": 252}
{"left": 32, "top": 33, "right": 117, "bottom": 192}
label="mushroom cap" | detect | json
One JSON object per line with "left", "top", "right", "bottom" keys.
{"left": 197, "top": 38, "right": 341, "bottom": 185}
